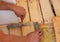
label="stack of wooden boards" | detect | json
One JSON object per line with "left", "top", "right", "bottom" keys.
{"left": 16, "top": 0, "right": 54, "bottom": 36}
{"left": 0, "top": 0, "right": 60, "bottom": 42}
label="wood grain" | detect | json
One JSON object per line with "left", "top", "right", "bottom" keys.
{"left": 28, "top": 0, "right": 43, "bottom": 23}
{"left": 51, "top": 0, "right": 60, "bottom": 16}
{"left": 39, "top": 0, "right": 54, "bottom": 24}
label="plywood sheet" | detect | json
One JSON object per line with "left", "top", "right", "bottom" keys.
{"left": 0, "top": 25, "right": 8, "bottom": 34}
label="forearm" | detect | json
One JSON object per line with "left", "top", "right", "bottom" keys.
{"left": 1, "top": 35, "right": 26, "bottom": 42}
{"left": 0, "top": 1, "right": 26, "bottom": 17}
{"left": 3, "top": 1, "right": 26, "bottom": 17}
{"left": 7, "top": 3, "right": 26, "bottom": 17}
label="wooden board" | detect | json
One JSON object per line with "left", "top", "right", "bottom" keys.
{"left": 9, "top": 27, "right": 21, "bottom": 36}
{"left": 28, "top": 0, "right": 43, "bottom": 23}
{"left": 53, "top": 16, "right": 60, "bottom": 42}
{"left": 22, "top": 22, "right": 35, "bottom": 36}
{"left": 51, "top": 0, "right": 60, "bottom": 16}
{"left": 40, "top": 24, "right": 56, "bottom": 42}
{"left": 39, "top": 0, "right": 54, "bottom": 24}
{"left": 0, "top": 25, "right": 8, "bottom": 34}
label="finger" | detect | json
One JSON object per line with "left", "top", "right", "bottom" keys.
{"left": 26, "top": 32, "right": 34, "bottom": 36}
{"left": 39, "top": 31, "right": 43, "bottom": 35}
{"left": 32, "top": 34, "right": 41, "bottom": 41}
{"left": 30, "top": 30, "right": 42, "bottom": 36}
{"left": 39, "top": 36, "right": 42, "bottom": 40}
{"left": 39, "top": 34, "right": 43, "bottom": 40}
{"left": 34, "top": 30, "right": 41, "bottom": 34}
{"left": 32, "top": 31, "right": 41, "bottom": 38}
{"left": 27, "top": 30, "right": 39, "bottom": 36}
{"left": 26, "top": 30, "right": 42, "bottom": 37}
{"left": 20, "top": 14, "right": 26, "bottom": 19}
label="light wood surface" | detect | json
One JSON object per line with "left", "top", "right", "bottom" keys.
{"left": 39, "top": 0, "right": 54, "bottom": 24}
{"left": 28, "top": 0, "right": 43, "bottom": 23}
{"left": 51, "top": 0, "right": 60, "bottom": 16}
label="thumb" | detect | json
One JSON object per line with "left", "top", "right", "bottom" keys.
{"left": 20, "top": 15, "right": 25, "bottom": 20}
{"left": 35, "top": 30, "right": 42, "bottom": 33}
{"left": 26, "top": 30, "right": 41, "bottom": 36}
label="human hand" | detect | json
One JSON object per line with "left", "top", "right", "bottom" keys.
{"left": 0, "top": 1, "right": 26, "bottom": 19}
{"left": 0, "top": 30, "right": 42, "bottom": 42}
{"left": 25, "top": 30, "right": 42, "bottom": 42}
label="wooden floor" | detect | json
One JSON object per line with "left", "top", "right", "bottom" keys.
{"left": 0, "top": 0, "right": 60, "bottom": 42}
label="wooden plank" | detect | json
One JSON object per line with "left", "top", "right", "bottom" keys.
{"left": 53, "top": 16, "right": 60, "bottom": 42}
{"left": 22, "top": 22, "right": 35, "bottom": 36}
{"left": 0, "top": 25, "right": 8, "bottom": 34}
{"left": 51, "top": 0, "right": 60, "bottom": 16}
{"left": 28, "top": 0, "right": 43, "bottom": 23}
{"left": 39, "top": 0, "right": 54, "bottom": 24}
{"left": 9, "top": 27, "right": 21, "bottom": 36}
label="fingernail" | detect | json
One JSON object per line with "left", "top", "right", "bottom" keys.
{"left": 39, "top": 31, "right": 42, "bottom": 33}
